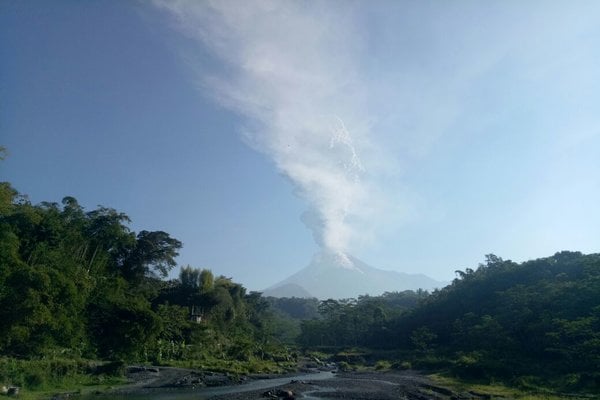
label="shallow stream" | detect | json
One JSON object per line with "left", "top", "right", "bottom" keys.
{"left": 93, "top": 371, "right": 335, "bottom": 400}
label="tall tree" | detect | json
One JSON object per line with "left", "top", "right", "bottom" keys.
{"left": 122, "top": 230, "right": 182, "bottom": 282}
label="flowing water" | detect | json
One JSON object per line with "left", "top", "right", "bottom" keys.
{"left": 93, "top": 371, "right": 335, "bottom": 400}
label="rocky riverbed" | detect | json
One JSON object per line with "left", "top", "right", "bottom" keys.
{"left": 207, "top": 371, "right": 493, "bottom": 400}
{"left": 110, "top": 366, "right": 493, "bottom": 400}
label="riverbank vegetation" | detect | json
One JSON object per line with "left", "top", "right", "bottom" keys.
{"left": 296, "top": 253, "right": 600, "bottom": 394}
{"left": 1, "top": 179, "right": 598, "bottom": 397}
{"left": 0, "top": 182, "right": 295, "bottom": 393}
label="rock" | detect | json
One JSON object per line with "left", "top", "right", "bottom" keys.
{"left": 262, "top": 389, "right": 294, "bottom": 399}
{"left": 1, "top": 386, "right": 8, "bottom": 395}
{"left": 290, "top": 380, "right": 308, "bottom": 384}
{"left": 262, "top": 390, "right": 278, "bottom": 398}
{"left": 7, "top": 387, "right": 19, "bottom": 397}
{"left": 203, "top": 374, "right": 230, "bottom": 387}
{"left": 468, "top": 391, "right": 494, "bottom": 399}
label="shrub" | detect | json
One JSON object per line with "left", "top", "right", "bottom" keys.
{"left": 374, "top": 360, "right": 392, "bottom": 370}
{"left": 337, "top": 361, "right": 352, "bottom": 372}
{"left": 391, "top": 360, "right": 412, "bottom": 370}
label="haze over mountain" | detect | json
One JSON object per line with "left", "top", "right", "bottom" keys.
{"left": 261, "top": 283, "right": 315, "bottom": 299}
{"left": 263, "top": 251, "right": 445, "bottom": 299}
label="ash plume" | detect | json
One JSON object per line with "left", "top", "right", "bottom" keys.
{"left": 154, "top": 1, "right": 377, "bottom": 256}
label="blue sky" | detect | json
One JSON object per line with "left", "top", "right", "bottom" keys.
{"left": 2, "top": 1, "right": 600, "bottom": 290}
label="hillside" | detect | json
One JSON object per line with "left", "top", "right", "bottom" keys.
{"left": 266, "top": 251, "right": 445, "bottom": 299}
{"left": 298, "top": 251, "right": 600, "bottom": 391}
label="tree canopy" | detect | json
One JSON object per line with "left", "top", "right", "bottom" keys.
{"left": 0, "top": 183, "right": 277, "bottom": 363}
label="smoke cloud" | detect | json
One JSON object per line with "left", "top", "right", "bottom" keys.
{"left": 154, "top": 1, "right": 378, "bottom": 256}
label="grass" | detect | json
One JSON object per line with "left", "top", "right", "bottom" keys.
{"left": 0, "top": 352, "right": 304, "bottom": 400}
{"left": 0, "top": 358, "right": 127, "bottom": 400}
{"left": 13, "top": 380, "right": 126, "bottom": 400}
{"left": 429, "top": 374, "right": 596, "bottom": 400}
{"left": 163, "top": 357, "right": 297, "bottom": 375}
{"left": 0, "top": 355, "right": 297, "bottom": 400}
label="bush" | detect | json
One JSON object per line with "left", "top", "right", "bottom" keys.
{"left": 0, "top": 357, "right": 124, "bottom": 391}
{"left": 391, "top": 360, "right": 412, "bottom": 370}
{"left": 337, "top": 361, "right": 352, "bottom": 372}
{"left": 24, "top": 370, "right": 46, "bottom": 389}
{"left": 374, "top": 360, "right": 392, "bottom": 370}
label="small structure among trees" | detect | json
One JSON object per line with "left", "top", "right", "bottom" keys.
{"left": 190, "top": 305, "right": 204, "bottom": 323}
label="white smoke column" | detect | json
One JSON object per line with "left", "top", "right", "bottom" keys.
{"left": 155, "top": 1, "right": 375, "bottom": 263}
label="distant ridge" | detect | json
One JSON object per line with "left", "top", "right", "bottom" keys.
{"left": 265, "top": 251, "right": 445, "bottom": 299}
{"left": 262, "top": 283, "right": 315, "bottom": 298}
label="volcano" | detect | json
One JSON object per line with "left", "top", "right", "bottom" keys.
{"left": 263, "top": 251, "right": 445, "bottom": 299}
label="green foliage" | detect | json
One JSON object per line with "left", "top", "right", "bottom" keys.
{"left": 87, "top": 278, "right": 162, "bottom": 360}
{"left": 374, "top": 360, "right": 391, "bottom": 370}
{"left": 266, "top": 296, "right": 319, "bottom": 320}
{"left": 0, "top": 358, "right": 125, "bottom": 390}
{"left": 298, "top": 252, "right": 600, "bottom": 392}
{"left": 0, "top": 185, "right": 287, "bottom": 371}
{"left": 3, "top": 180, "right": 597, "bottom": 394}
{"left": 297, "top": 290, "right": 425, "bottom": 348}
{"left": 410, "top": 327, "right": 437, "bottom": 353}
{"left": 123, "top": 230, "right": 182, "bottom": 281}
{"left": 391, "top": 252, "right": 600, "bottom": 387}
{"left": 391, "top": 360, "right": 412, "bottom": 370}
{"left": 337, "top": 361, "right": 352, "bottom": 372}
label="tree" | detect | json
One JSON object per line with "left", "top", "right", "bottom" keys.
{"left": 87, "top": 277, "right": 161, "bottom": 360}
{"left": 180, "top": 265, "right": 201, "bottom": 289}
{"left": 122, "top": 230, "right": 182, "bottom": 282}
{"left": 200, "top": 269, "right": 214, "bottom": 293}
{"left": 410, "top": 326, "right": 437, "bottom": 353}
{"left": 85, "top": 207, "right": 135, "bottom": 276}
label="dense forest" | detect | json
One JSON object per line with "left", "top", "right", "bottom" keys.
{"left": 0, "top": 181, "right": 293, "bottom": 375}
{"left": 297, "top": 253, "right": 600, "bottom": 391}
{"left": 1, "top": 173, "right": 598, "bottom": 393}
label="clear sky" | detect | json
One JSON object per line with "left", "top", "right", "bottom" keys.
{"left": 2, "top": 1, "right": 600, "bottom": 290}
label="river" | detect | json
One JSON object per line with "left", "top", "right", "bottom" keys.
{"left": 91, "top": 371, "right": 335, "bottom": 400}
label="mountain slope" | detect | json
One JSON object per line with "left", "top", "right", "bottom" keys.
{"left": 266, "top": 251, "right": 445, "bottom": 299}
{"left": 262, "top": 283, "right": 315, "bottom": 298}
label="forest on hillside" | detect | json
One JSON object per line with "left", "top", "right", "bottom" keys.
{"left": 0, "top": 182, "right": 290, "bottom": 369}
{"left": 296, "top": 253, "right": 600, "bottom": 391}
{"left": 0, "top": 179, "right": 598, "bottom": 393}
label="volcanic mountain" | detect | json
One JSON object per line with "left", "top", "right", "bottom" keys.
{"left": 263, "top": 251, "right": 445, "bottom": 299}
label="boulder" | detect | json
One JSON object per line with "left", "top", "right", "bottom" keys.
{"left": 262, "top": 389, "right": 295, "bottom": 399}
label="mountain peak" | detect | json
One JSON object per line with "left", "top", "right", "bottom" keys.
{"left": 265, "top": 252, "right": 446, "bottom": 299}
{"left": 312, "top": 250, "right": 362, "bottom": 272}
